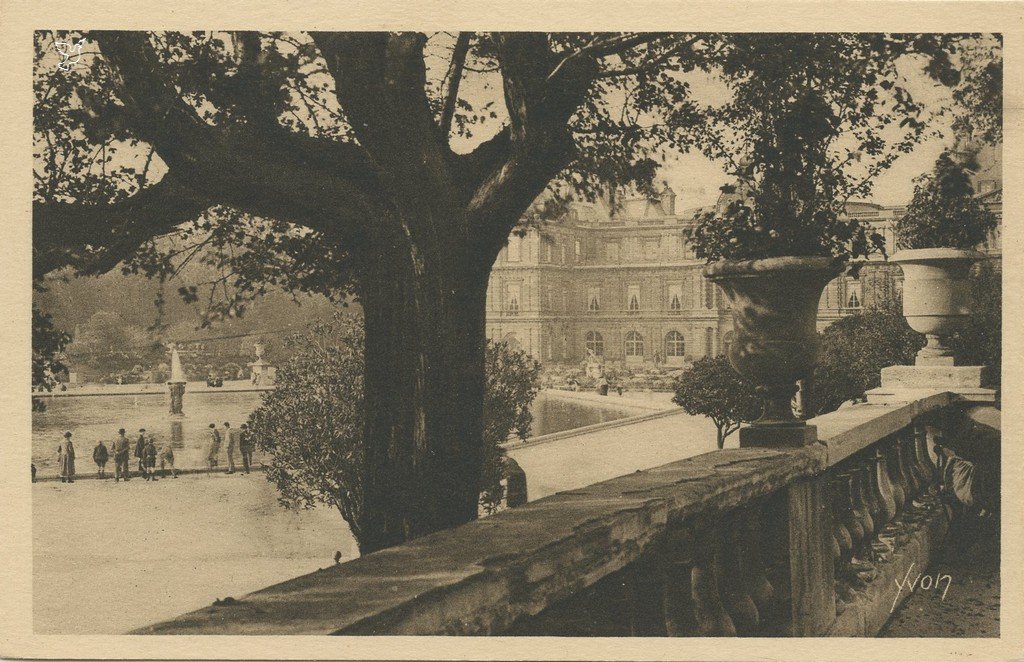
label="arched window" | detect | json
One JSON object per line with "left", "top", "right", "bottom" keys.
{"left": 846, "top": 279, "right": 862, "bottom": 308}
{"left": 669, "top": 293, "right": 682, "bottom": 312}
{"left": 585, "top": 331, "right": 604, "bottom": 356}
{"left": 628, "top": 294, "right": 640, "bottom": 312}
{"left": 665, "top": 331, "right": 685, "bottom": 357}
{"left": 625, "top": 331, "right": 644, "bottom": 357}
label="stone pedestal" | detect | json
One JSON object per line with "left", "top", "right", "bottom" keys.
{"left": 739, "top": 424, "right": 818, "bottom": 448}
{"left": 168, "top": 381, "right": 185, "bottom": 415}
{"left": 865, "top": 364, "right": 996, "bottom": 404}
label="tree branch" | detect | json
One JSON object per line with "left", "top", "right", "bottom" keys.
{"left": 89, "top": 31, "right": 387, "bottom": 246}
{"left": 439, "top": 32, "right": 472, "bottom": 141}
{"left": 33, "top": 174, "right": 212, "bottom": 278}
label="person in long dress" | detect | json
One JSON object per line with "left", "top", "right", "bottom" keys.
{"left": 58, "top": 431, "right": 75, "bottom": 483}
{"left": 206, "top": 423, "right": 221, "bottom": 469}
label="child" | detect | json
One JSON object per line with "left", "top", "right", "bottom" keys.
{"left": 142, "top": 435, "right": 159, "bottom": 481}
{"left": 93, "top": 440, "right": 109, "bottom": 478}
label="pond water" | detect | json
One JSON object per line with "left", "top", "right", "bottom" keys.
{"left": 31, "top": 389, "right": 637, "bottom": 475}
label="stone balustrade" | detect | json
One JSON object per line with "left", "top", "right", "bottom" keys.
{"left": 133, "top": 390, "right": 983, "bottom": 637}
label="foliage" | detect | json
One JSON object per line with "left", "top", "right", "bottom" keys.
{"left": 893, "top": 151, "right": 998, "bottom": 250}
{"left": 32, "top": 306, "right": 71, "bottom": 411}
{"left": 672, "top": 356, "right": 763, "bottom": 449}
{"left": 811, "top": 293, "right": 923, "bottom": 415}
{"left": 950, "top": 35, "right": 1002, "bottom": 145}
{"left": 681, "top": 34, "right": 971, "bottom": 262}
{"left": 248, "top": 313, "right": 540, "bottom": 551}
{"left": 64, "top": 310, "right": 162, "bottom": 380}
{"left": 948, "top": 259, "right": 1001, "bottom": 387}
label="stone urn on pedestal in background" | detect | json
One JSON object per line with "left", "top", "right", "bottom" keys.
{"left": 889, "top": 248, "right": 985, "bottom": 366}
{"left": 705, "top": 256, "right": 844, "bottom": 447}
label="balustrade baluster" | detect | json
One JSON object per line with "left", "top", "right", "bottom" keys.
{"left": 691, "top": 522, "right": 737, "bottom": 636}
{"left": 719, "top": 511, "right": 760, "bottom": 635}
{"left": 831, "top": 475, "right": 854, "bottom": 574}
{"left": 860, "top": 457, "right": 884, "bottom": 541}
{"left": 916, "top": 422, "right": 940, "bottom": 491}
{"left": 850, "top": 468, "right": 874, "bottom": 556}
{"left": 899, "top": 429, "right": 923, "bottom": 501}
{"left": 835, "top": 471, "right": 860, "bottom": 565}
{"left": 884, "top": 437, "right": 907, "bottom": 517}
{"left": 739, "top": 505, "right": 775, "bottom": 625}
{"left": 871, "top": 448, "right": 897, "bottom": 531}
{"left": 662, "top": 526, "right": 698, "bottom": 636}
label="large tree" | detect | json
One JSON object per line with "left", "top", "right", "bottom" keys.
{"left": 33, "top": 31, "right": 974, "bottom": 552}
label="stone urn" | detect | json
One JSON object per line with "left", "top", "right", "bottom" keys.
{"left": 890, "top": 248, "right": 984, "bottom": 365}
{"left": 705, "top": 256, "right": 844, "bottom": 428}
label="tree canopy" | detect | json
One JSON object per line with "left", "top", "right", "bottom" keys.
{"left": 672, "top": 355, "right": 763, "bottom": 449}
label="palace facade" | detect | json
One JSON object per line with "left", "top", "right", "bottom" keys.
{"left": 485, "top": 145, "right": 1001, "bottom": 367}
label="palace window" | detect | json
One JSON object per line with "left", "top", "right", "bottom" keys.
{"left": 846, "top": 279, "right": 863, "bottom": 308}
{"left": 506, "top": 283, "right": 522, "bottom": 316}
{"left": 587, "top": 286, "right": 601, "bottom": 312}
{"left": 668, "top": 283, "right": 683, "bottom": 314}
{"left": 625, "top": 331, "right": 644, "bottom": 357}
{"left": 574, "top": 239, "right": 582, "bottom": 262}
{"left": 665, "top": 331, "right": 685, "bottom": 357}
{"left": 585, "top": 331, "right": 604, "bottom": 356}
{"left": 627, "top": 285, "right": 641, "bottom": 314}
{"left": 704, "top": 281, "right": 715, "bottom": 309}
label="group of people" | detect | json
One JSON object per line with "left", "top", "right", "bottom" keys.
{"left": 205, "top": 421, "right": 254, "bottom": 475}
{"left": 43, "top": 422, "right": 255, "bottom": 484}
{"left": 90, "top": 428, "right": 178, "bottom": 482}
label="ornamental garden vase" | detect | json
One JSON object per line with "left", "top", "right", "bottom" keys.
{"left": 889, "top": 248, "right": 985, "bottom": 365}
{"left": 704, "top": 256, "right": 844, "bottom": 427}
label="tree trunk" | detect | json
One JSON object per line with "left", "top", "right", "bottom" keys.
{"left": 355, "top": 230, "right": 490, "bottom": 554}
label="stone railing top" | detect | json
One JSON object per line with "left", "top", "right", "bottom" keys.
{"left": 809, "top": 390, "right": 953, "bottom": 467}
{"left": 134, "top": 445, "right": 823, "bottom": 636}
{"left": 134, "top": 390, "right": 957, "bottom": 637}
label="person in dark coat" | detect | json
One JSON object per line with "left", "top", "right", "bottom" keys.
{"left": 223, "top": 422, "right": 237, "bottom": 474}
{"left": 93, "top": 440, "right": 109, "bottom": 478}
{"left": 239, "top": 423, "right": 253, "bottom": 475}
{"left": 112, "top": 428, "right": 131, "bottom": 482}
{"left": 58, "top": 431, "right": 75, "bottom": 483}
{"left": 142, "top": 434, "right": 159, "bottom": 481}
{"left": 134, "top": 428, "right": 147, "bottom": 475}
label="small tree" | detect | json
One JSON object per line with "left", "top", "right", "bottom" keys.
{"left": 811, "top": 295, "right": 923, "bottom": 415}
{"left": 672, "top": 356, "right": 763, "bottom": 449}
{"left": 248, "top": 312, "right": 540, "bottom": 553}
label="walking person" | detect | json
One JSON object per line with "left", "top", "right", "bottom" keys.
{"left": 223, "top": 422, "right": 237, "bottom": 474}
{"left": 159, "top": 440, "right": 177, "bottom": 478}
{"left": 134, "top": 428, "right": 147, "bottom": 476}
{"left": 113, "top": 428, "right": 131, "bottom": 482}
{"left": 92, "top": 439, "right": 109, "bottom": 478}
{"left": 58, "top": 431, "right": 76, "bottom": 483}
{"left": 239, "top": 423, "right": 253, "bottom": 475}
{"left": 206, "top": 423, "right": 221, "bottom": 470}
{"left": 142, "top": 434, "right": 159, "bottom": 481}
